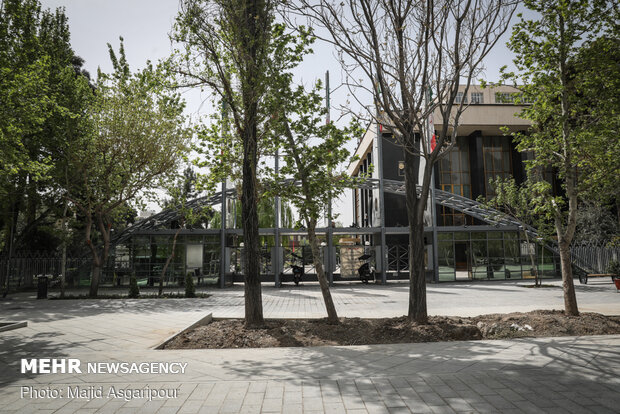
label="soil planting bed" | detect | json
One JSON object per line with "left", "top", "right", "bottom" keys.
{"left": 163, "top": 310, "right": 620, "bottom": 349}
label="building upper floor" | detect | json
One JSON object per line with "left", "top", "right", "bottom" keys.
{"left": 347, "top": 85, "right": 539, "bottom": 229}
{"left": 348, "top": 84, "right": 531, "bottom": 178}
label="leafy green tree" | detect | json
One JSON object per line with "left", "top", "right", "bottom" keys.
{"left": 64, "top": 40, "right": 190, "bottom": 297}
{"left": 158, "top": 166, "right": 212, "bottom": 296}
{"left": 575, "top": 202, "right": 619, "bottom": 245}
{"left": 264, "top": 50, "right": 361, "bottom": 322}
{"left": 569, "top": 32, "right": 620, "bottom": 219}
{"left": 0, "top": 0, "right": 51, "bottom": 186}
{"left": 173, "top": 0, "right": 296, "bottom": 327}
{"left": 128, "top": 273, "right": 140, "bottom": 298}
{"left": 483, "top": 177, "right": 556, "bottom": 287}
{"left": 0, "top": 0, "right": 93, "bottom": 295}
{"left": 504, "top": 0, "right": 616, "bottom": 315}
{"left": 185, "top": 271, "right": 196, "bottom": 298}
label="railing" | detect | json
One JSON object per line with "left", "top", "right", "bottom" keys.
{"left": 228, "top": 246, "right": 275, "bottom": 275}
{"left": 570, "top": 242, "right": 620, "bottom": 274}
{"left": 0, "top": 254, "right": 91, "bottom": 290}
{"left": 387, "top": 245, "right": 409, "bottom": 274}
{"left": 7, "top": 240, "right": 605, "bottom": 291}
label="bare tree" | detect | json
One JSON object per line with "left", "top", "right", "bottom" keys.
{"left": 295, "top": 0, "right": 517, "bottom": 323}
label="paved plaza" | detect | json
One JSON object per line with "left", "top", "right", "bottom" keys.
{"left": 1, "top": 280, "right": 619, "bottom": 413}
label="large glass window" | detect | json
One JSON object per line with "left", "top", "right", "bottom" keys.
{"left": 471, "top": 240, "right": 488, "bottom": 279}
{"left": 432, "top": 230, "right": 559, "bottom": 282}
{"left": 504, "top": 236, "right": 522, "bottom": 279}
{"left": 483, "top": 136, "right": 512, "bottom": 198}
{"left": 537, "top": 244, "right": 559, "bottom": 278}
{"left": 438, "top": 240, "right": 455, "bottom": 281}
{"left": 438, "top": 137, "right": 472, "bottom": 225}
{"left": 186, "top": 244, "right": 203, "bottom": 268}
{"left": 488, "top": 239, "right": 505, "bottom": 279}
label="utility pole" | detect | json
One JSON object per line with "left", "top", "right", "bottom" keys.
{"left": 2, "top": 217, "right": 14, "bottom": 298}
{"left": 274, "top": 148, "right": 281, "bottom": 287}
{"left": 375, "top": 78, "right": 387, "bottom": 285}
{"left": 426, "top": 87, "right": 440, "bottom": 283}
{"left": 326, "top": 70, "right": 334, "bottom": 285}
{"left": 219, "top": 100, "right": 228, "bottom": 289}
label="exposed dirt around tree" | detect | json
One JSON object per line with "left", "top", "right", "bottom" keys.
{"left": 163, "top": 310, "right": 620, "bottom": 349}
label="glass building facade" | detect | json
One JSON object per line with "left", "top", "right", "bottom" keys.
{"left": 437, "top": 230, "right": 560, "bottom": 282}
{"left": 348, "top": 85, "right": 564, "bottom": 282}
{"left": 112, "top": 234, "right": 222, "bottom": 287}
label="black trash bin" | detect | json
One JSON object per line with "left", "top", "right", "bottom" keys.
{"left": 37, "top": 276, "right": 48, "bottom": 299}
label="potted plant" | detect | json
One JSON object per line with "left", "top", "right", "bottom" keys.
{"left": 606, "top": 260, "right": 620, "bottom": 290}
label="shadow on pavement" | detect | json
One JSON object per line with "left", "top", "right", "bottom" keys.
{"left": 214, "top": 336, "right": 619, "bottom": 411}
{"left": 0, "top": 297, "right": 213, "bottom": 324}
{"left": 0, "top": 332, "right": 102, "bottom": 388}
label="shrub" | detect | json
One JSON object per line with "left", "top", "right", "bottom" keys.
{"left": 606, "top": 260, "right": 620, "bottom": 276}
{"left": 185, "top": 272, "right": 196, "bottom": 298}
{"left": 128, "top": 274, "right": 140, "bottom": 298}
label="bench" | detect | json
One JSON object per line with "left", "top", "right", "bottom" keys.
{"left": 579, "top": 273, "right": 617, "bottom": 284}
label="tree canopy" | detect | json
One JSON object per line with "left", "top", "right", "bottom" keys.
{"left": 504, "top": 0, "right": 618, "bottom": 315}
{"left": 64, "top": 40, "right": 190, "bottom": 297}
{"left": 267, "top": 67, "right": 362, "bottom": 322}
{"left": 173, "top": 0, "right": 312, "bottom": 327}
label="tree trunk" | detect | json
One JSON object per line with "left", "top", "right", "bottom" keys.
{"left": 408, "top": 220, "right": 428, "bottom": 323}
{"left": 2, "top": 207, "right": 17, "bottom": 298}
{"left": 89, "top": 263, "right": 101, "bottom": 297}
{"left": 280, "top": 116, "right": 338, "bottom": 323}
{"left": 26, "top": 175, "right": 38, "bottom": 227}
{"left": 241, "top": 124, "right": 264, "bottom": 328}
{"left": 85, "top": 212, "right": 110, "bottom": 298}
{"left": 60, "top": 201, "right": 69, "bottom": 298}
{"left": 557, "top": 14, "right": 579, "bottom": 316}
{"left": 404, "top": 147, "right": 428, "bottom": 324}
{"left": 159, "top": 227, "right": 182, "bottom": 296}
{"left": 237, "top": 0, "right": 266, "bottom": 329}
{"left": 307, "top": 220, "right": 339, "bottom": 323}
{"left": 523, "top": 230, "right": 539, "bottom": 287}
{"left": 554, "top": 165, "right": 579, "bottom": 316}
{"left": 558, "top": 240, "right": 579, "bottom": 316}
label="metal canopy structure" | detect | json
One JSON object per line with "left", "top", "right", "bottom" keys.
{"left": 113, "top": 188, "right": 236, "bottom": 244}
{"left": 114, "top": 178, "right": 531, "bottom": 243}
{"left": 112, "top": 177, "right": 591, "bottom": 279}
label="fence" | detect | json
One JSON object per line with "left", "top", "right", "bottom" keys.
{"left": 387, "top": 245, "right": 409, "bottom": 274}
{"left": 0, "top": 253, "right": 91, "bottom": 290}
{"left": 5, "top": 242, "right": 610, "bottom": 290}
{"left": 570, "top": 242, "right": 620, "bottom": 273}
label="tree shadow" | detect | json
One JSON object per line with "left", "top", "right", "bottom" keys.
{"left": 0, "top": 332, "right": 101, "bottom": 388}
{"left": 575, "top": 283, "right": 617, "bottom": 293}
{"left": 0, "top": 296, "right": 214, "bottom": 324}
{"left": 208, "top": 336, "right": 620, "bottom": 411}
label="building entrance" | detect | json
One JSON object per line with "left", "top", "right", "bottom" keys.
{"left": 454, "top": 242, "right": 471, "bottom": 280}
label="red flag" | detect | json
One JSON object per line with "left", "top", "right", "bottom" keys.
{"left": 429, "top": 112, "right": 436, "bottom": 151}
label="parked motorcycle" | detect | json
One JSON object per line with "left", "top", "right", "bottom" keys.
{"left": 290, "top": 252, "right": 304, "bottom": 285}
{"left": 279, "top": 251, "right": 304, "bottom": 287}
{"left": 357, "top": 253, "right": 375, "bottom": 284}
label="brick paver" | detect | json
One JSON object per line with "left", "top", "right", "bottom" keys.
{"left": 1, "top": 281, "right": 619, "bottom": 413}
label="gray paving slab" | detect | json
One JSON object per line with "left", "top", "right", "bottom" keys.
{"left": 1, "top": 280, "right": 619, "bottom": 413}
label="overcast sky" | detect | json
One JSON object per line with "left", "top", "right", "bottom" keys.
{"left": 39, "top": 0, "right": 530, "bottom": 225}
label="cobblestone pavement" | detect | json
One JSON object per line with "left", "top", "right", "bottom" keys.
{"left": 1, "top": 280, "right": 619, "bottom": 413}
